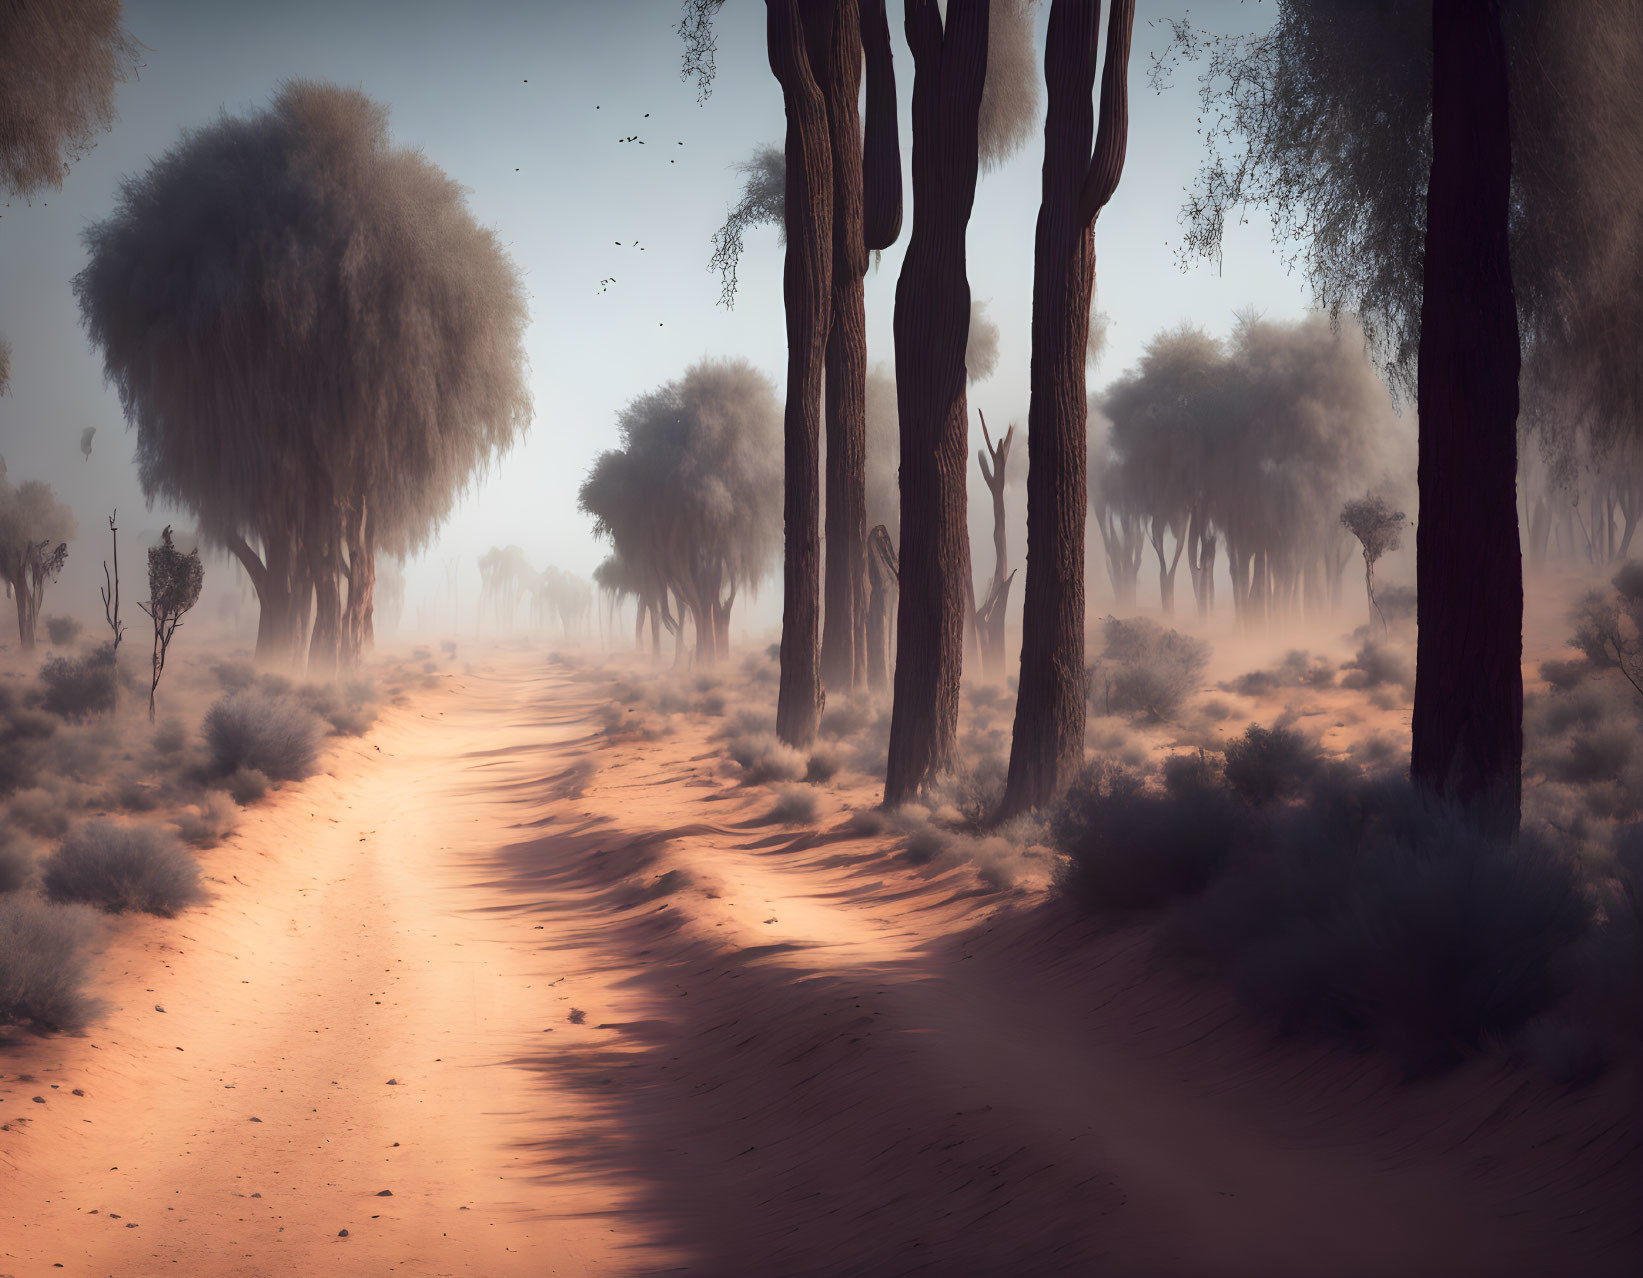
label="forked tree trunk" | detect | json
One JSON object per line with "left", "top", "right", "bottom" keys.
{"left": 1001, "top": 0, "right": 1134, "bottom": 817}
{"left": 1410, "top": 0, "right": 1522, "bottom": 832}
{"left": 771, "top": 0, "right": 835, "bottom": 749}
{"left": 231, "top": 530, "right": 306, "bottom": 668}
{"left": 883, "top": 0, "right": 988, "bottom": 806}
{"left": 975, "top": 417, "right": 1014, "bottom": 679}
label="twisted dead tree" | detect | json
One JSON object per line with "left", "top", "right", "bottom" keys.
{"left": 974, "top": 412, "right": 1015, "bottom": 680}
{"left": 1001, "top": 0, "right": 1135, "bottom": 818}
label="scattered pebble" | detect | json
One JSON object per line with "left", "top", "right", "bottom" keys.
{"left": 154, "top": 1006, "right": 166, "bottom": 1013}
{"left": 337, "top": 1228, "right": 350, "bottom": 1237}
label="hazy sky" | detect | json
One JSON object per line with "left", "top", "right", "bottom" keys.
{"left": 0, "top": 0, "right": 1311, "bottom": 632}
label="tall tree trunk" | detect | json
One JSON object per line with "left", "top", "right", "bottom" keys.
{"left": 231, "top": 531, "right": 306, "bottom": 668}
{"left": 975, "top": 418, "right": 1013, "bottom": 678}
{"left": 1001, "top": 0, "right": 1134, "bottom": 817}
{"left": 883, "top": 0, "right": 988, "bottom": 806}
{"left": 1410, "top": 0, "right": 1522, "bottom": 831}
{"left": 771, "top": 0, "right": 835, "bottom": 749}
{"left": 12, "top": 579, "right": 31, "bottom": 650}
{"left": 820, "top": 0, "right": 870, "bottom": 695}
{"left": 307, "top": 520, "right": 343, "bottom": 680}
{"left": 341, "top": 502, "right": 375, "bottom": 670}
{"left": 866, "top": 523, "right": 898, "bottom": 692}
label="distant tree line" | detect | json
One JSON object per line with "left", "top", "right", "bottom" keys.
{"left": 1092, "top": 315, "right": 1409, "bottom": 626}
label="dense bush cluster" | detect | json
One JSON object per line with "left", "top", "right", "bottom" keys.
{"left": 203, "top": 691, "right": 323, "bottom": 781}
{"left": 1052, "top": 731, "right": 1617, "bottom": 1076}
{"left": 38, "top": 641, "right": 118, "bottom": 718}
{"left": 1088, "top": 617, "right": 1209, "bottom": 722}
{"left": 42, "top": 820, "right": 204, "bottom": 916}
{"left": 0, "top": 894, "right": 101, "bottom": 1031}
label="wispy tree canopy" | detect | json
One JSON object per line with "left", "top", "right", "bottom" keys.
{"left": 75, "top": 79, "right": 532, "bottom": 667}
{"left": 1156, "top": 0, "right": 1643, "bottom": 452}
{"left": 0, "top": 0, "right": 140, "bottom": 199}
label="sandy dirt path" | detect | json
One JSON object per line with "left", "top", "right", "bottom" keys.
{"left": 4, "top": 650, "right": 1641, "bottom": 1277}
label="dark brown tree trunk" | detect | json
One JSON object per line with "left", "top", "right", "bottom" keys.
{"left": 1410, "top": 0, "right": 1522, "bottom": 831}
{"left": 341, "top": 502, "right": 375, "bottom": 670}
{"left": 820, "top": 0, "right": 870, "bottom": 695}
{"left": 307, "top": 521, "right": 342, "bottom": 680}
{"left": 1001, "top": 0, "right": 1134, "bottom": 817}
{"left": 883, "top": 0, "right": 988, "bottom": 806}
{"left": 771, "top": 0, "right": 835, "bottom": 749}
{"left": 231, "top": 530, "right": 306, "bottom": 668}
{"left": 13, "top": 580, "right": 31, "bottom": 650}
{"left": 866, "top": 523, "right": 898, "bottom": 692}
{"left": 975, "top": 418, "right": 1014, "bottom": 678}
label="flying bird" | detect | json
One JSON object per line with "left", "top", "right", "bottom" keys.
{"left": 79, "top": 426, "right": 95, "bottom": 461}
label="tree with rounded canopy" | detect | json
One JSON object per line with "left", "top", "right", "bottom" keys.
{"left": 1, "top": 0, "right": 139, "bottom": 199}
{"left": 580, "top": 359, "right": 783, "bottom": 666}
{"left": 139, "top": 526, "right": 203, "bottom": 722}
{"left": 0, "top": 467, "right": 75, "bottom": 650}
{"left": 1340, "top": 494, "right": 1406, "bottom": 634}
{"left": 75, "top": 80, "right": 532, "bottom": 674}
{"left": 1, "top": 0, "right": 141, "bottom": 399}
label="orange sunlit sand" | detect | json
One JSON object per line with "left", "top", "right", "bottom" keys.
{"left": 4, "top": 643, "right": 1639, "bottom": 1278}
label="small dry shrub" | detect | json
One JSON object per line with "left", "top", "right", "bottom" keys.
{"left": 9, "top": 785, "right": 74, "bottom": 839}
{"left": 1222, "top": 723, "right": 1321, "bottom": 805}
{"left": 728, "top": 734, "right": 805, "bottom": 784}
{"left": 44, "top": 615, "right": 83, "bottom": 645}
{"left": 204, "top": 692, "right": 323, "bottom": 781}
{"left": 43, "top": 820, "right": 204, "bottom": 916}
{"left": 1340, "top": 640, "right": 1411, "bottom": 691}
{"left": 765, "top": 783, "right": 819, "bottom": 825}
{"left": 0, "top": 685, "right": 56, "bottom": 794}
{"left": 213, "top": 661, "right": 257, "bottom": 692}
{"left": 0, "top": 894, "right": 101, "bottom": 1031}
{"left": 805, "top": 744, "right": 845, "bottom": 784}
{"left": 0, "top": 826, "right": 33, "bottom": 892}
{"left": 1088, "top": 617, "right": 1210, "bottom": 722}
{"left": 1224, "top": 650, "right": 1335, "bottom": 698}
{"left": 227, "top": 767, "right": 271, "bottom": 805}
{"left": 1052, "top": 755, "right": 1240, "bottom": 912}
{"left": 152, "top": 717, "right": 189, "bottom": 755}
{"left": 38, "top": 643, "right": 117, "bottom": 719}
{"left": 174, "top": 792, "right": 238, "bottom": 848}
{"left": 299, "top": 680, "right": 380, "bottom": 736}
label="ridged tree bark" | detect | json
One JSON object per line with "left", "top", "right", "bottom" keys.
{"left": 1000, "top": 0, "right": 1134, "bottom": 818}
{"left": 883, "top": 0, "right": 988, "bottom": 806}
{"left": 771, "top": 0, "right": 835, "bottom": 748}
{"left": 1409, "top": 0, "right": 1522, "bottom": 831}
{"left": 820, "top": 0, "right": 869, "bottom": 694}
{"left": 820, "top": 0, "right": 903, "bottom": 696}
